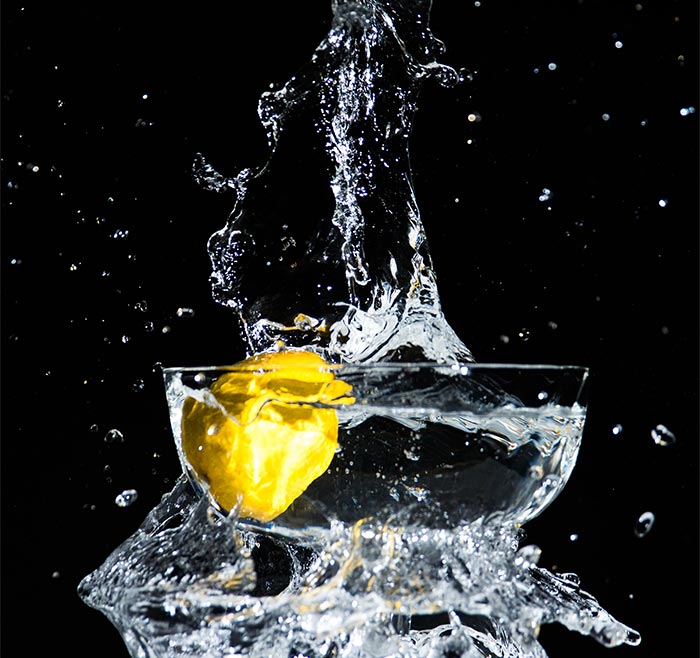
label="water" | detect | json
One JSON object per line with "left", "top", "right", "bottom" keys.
{"left": 202, "top": 0, "right": 471, "bottom": 364}
{"left": 79, "top": 1, "right": 639, "bottom": 655}
{"left": 79, "top": 477, "right": 639, "bottom": 658}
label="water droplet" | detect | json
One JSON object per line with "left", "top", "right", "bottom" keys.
{"left": 601, "top": 113, "right": 611, "bottom": 121}
{"left": 560, "top": 572, "right": 581, "bottom": 586}
{"left": 538, "top": 188, "right": 552, "bottom": 202}
{"left": 569, "top": 533, "right": 579, "bottom": 542}
{"left": 467, "top": 112, "right": 482, "bottom": 123}
{"left": 104, "top": 428, "right": 124, "bottom": 443}
{"left": 651, "top": 424, "right": 675, "bottom": 446}
{"left": 162, "top": 325, "right": 171, "bottom": 334}
{"left": 634, "top": 511, "right": 655, "bottom": 537}
{"left": 403, "top": 448, "right": 420, "bottom": 461}
{"left": 115, "top": 489, "right": 138, "bottom": 508}
{"left": 547, "top": 62, "right": 557, "bottom": 71}
{"left": 528, "top": 465, "right": 544, "bottom": 480}
{"left": 680, "top": 106, "right": 696, "bottom": 116}
{"left": 537, "top": 391, "right": 549, "bottom": 401}
{"left": 614, "top": 40, "right": 624, "bottom": 49}
{"left": 515, "top": 544, "right": 542, "bottom": 565}
{"left": 176, "top": 307, "right": 195, "bottom": 318}
{"left": 658, "top": 198, "right": 668, "bottom": 208}
{"left": 612, "top": 423, "right": 623, "bottom": 436}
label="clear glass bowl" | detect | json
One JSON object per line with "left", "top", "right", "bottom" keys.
{"left": 163, "top": 362, "right": 589, "bottom": 538}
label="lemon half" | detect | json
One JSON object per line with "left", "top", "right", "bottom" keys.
{"left": 181, "top": 351, "right": 353, "bottom": 522}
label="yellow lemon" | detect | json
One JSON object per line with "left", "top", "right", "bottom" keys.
{"left": 181, "top": 351, "right": 353, "bottom": 522}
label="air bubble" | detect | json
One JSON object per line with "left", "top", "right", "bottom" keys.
{"left": 612, "top": 423, "right": 623, "bottom": 436}
{"left": 517, "top": 328, "right": 530, "bottom": 342}
{"left": 680, "top": 106, "right": 696, "bottom": 116}
{"left": 658, "top": 198, "right": 668, "bottom": 208}
{"left": 651, "top": 424, "right": 675, "bottom": 446}
{"left": 115, "top": 489, "right": 138, "bottom": 508}
{"left": 547, "top": 62, "right": 557, "bottom": 71}
{"left": 132, "top": 379, "right": 145, "bottom": 392}
{"left": 634, "top": 511, "right": 655, "bottom": 538}
{"left": 176, "top": 307, "right": 195, "bottom": 318}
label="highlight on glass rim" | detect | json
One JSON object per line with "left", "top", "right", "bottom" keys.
{"left": 68, "top": 1, "right": 692, "bottom": 656}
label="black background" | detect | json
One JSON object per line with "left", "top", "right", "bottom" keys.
{"left": 2, "top": 1, "right": 698, "bottom": 656}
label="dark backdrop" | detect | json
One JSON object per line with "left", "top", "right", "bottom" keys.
{"left": 2, "top": 2, "right": 698, "bottom": 656}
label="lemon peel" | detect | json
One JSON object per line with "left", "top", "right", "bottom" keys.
{"left": 181, "top": 351, "right": 353, "bottom": 522}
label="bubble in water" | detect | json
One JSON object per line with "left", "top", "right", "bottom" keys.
{"left": 104, "top": 429, "right": 124, "bottom": 443}
{"left": 679, "top": 106, "right": 696, "bottom": 116}
{"left": 634, "top": 511, "right": 655, "bottom": 537}
{"left": 658, "top": 198, "right": 668, "bottom": 208}
{"left": 612, "top": 423, "right": 623, "bottom": 436}
{"left": 538, "top": 188, "right": 552, "bottom": 202}
{"left": 115, "top": 489, "right": 138, "bottom": 508}
{"left": 132, "top": 379, "right": 145, "bottom": 392}
{"left": 176, "top": 306, "right": 195, "bottom": 318}
{"left": 517, "top": 328, "right": 530, "bottom": 342}
{"left": 651, "top": 423, "right": 676, "bottom": 446}
{"left": 111, "top": 229, "right": 129, "bottom": 240}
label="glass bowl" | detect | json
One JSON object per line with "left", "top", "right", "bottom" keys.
{"left": 163, "top": 362, "right": 589, "bottom": 539}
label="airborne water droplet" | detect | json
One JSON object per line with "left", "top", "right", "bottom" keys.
{"left": 634, "top": 511, "right": 655, "bottom": 538}
{"left": 651, "top": 423, "right": 676, "bottom": 446}
{"left": 115, "top": 489, "right": 138, "bottom": 508}
{"left": 104, "top": 428, "right": 124, "bottom": 443}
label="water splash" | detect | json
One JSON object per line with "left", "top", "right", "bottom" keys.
{"left": 79, "top": 1, "right": 639, "bottom": 655}
{"left": 80, "top": 478, "right": 640, "bottom": 658}
{"left": 204, "top": 0, "right": 470, "bottom": 363}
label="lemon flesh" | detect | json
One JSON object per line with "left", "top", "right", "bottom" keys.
{"left": 181, "top": 351, "right": 353, "bottom": 522}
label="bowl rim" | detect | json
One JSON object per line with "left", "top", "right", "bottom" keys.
{"left": 162, "top": 362, "right": 589, "bottom": 375}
